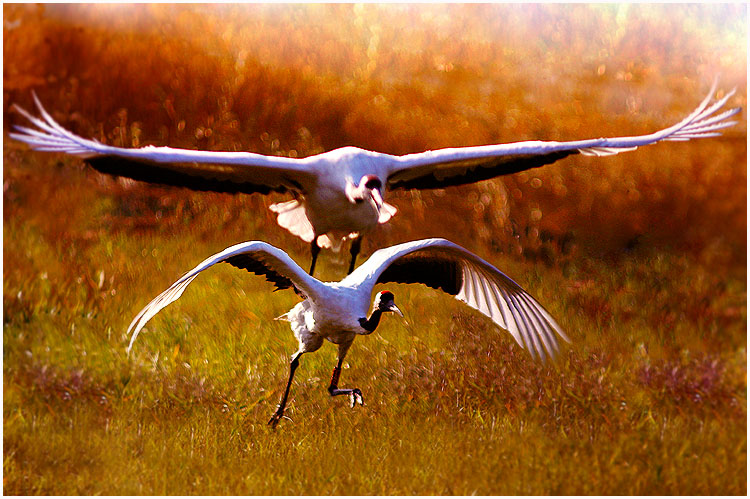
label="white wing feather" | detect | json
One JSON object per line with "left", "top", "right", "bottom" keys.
{"left": 344, "top": 238, "right": 569, "bottom": 361}
{"left": 10, "top": 92, "right": 317, "bottom": 193}
{"left": 126, "top": 241, "right": 322, "bottom": 353}
{"left": 387, "top": 80, "right": 741, "bottom": 187}
{"left": 12, "top": 82, "right": 740, "bottom": 196}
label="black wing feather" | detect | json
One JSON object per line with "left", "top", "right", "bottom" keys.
{"left": 388, "top": 150, "right": 577, "bottom": 190}
{"left": 86, "top": 156, "right": 293, "bottom": 195}
{"left": 224, "top": 252, "right": 303, "bottom": 296}
{"left": 376, "top": 251, "right": 463, "bottom": 295}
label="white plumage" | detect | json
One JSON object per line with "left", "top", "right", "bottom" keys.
{"left": 10, "top": 81, "right": 740, "bottom": 275}
{"left": 125, "top": 238, "right": 569, "bottom": 427}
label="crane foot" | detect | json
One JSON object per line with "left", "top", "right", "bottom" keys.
{"left": 267, "top": 410, "right": 287, "bottom": 429}
{"left": 349, "top": 388, "right": 364, "bottom": 408}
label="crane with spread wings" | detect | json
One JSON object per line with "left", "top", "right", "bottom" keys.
{"left": 125, "top": 238, "right": 569, "bottom": 427}
{"left": 11, "top": 81, "right": 740, "bottom": 275}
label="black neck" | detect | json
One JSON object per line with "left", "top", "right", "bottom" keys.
{"left": 358, "top": 309, "right": 384, "bottom": 333}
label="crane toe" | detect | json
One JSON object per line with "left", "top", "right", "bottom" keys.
{"left": 267, "top": 410, "right": 288, "bottom": 429}
{"left": 349, "top": 388, "right": 364, "bottom": 408}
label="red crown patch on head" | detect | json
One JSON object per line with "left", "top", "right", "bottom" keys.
{"left": 361, "top": 174, "right": 382, "bottom": 189}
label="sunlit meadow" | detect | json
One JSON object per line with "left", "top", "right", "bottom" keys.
{"left": 3, "top": 4, "right": 746, "bottom": 495}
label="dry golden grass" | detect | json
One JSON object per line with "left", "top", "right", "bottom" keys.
{"left": 3, "top": 4, "right": 746, "bottom": 495}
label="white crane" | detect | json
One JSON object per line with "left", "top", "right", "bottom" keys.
{"left": 125, "top": 238, "right": 569, "bottom": 428}
{"left": 10, "top": 81, "right": 740, "bottom": 274}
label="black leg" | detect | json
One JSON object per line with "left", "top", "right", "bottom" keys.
{"left": 268, "top": 352, "right": 302, "bottom": 428}
{"left": 327, "top": 357, "right": 363, "bottom": 407}
{"left": 309, "top": 238, "right": 321, "bottom": 276}
{"left": 347, "top": 236, "right": 363, "bottom": 274}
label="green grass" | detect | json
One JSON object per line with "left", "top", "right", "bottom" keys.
{"left": 3, "top": 3, "right": 746, "bottom": 495}
{"left": 3, "top": 155, "right": 746, "bottom": 494}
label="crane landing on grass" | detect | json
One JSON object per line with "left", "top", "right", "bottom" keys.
{"left": 125, "top": 238, "right": 569, "bottom": 428}
{"left": 10, "top": 81, "right": 741, "bottom": 276}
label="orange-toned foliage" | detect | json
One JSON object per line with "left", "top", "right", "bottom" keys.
{"left": 3, "top": 3, "right": 746, "bottom": 268}
{"left": 2, "top": 6, "right": 746, "bottom": 495}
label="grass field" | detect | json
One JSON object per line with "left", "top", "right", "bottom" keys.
{"left": 3, "top": 4, "right": 747, "bottom": 495}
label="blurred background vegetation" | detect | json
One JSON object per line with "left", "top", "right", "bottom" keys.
{"left": 4, "top": 3, "right": 746, "bottom": 264}
{"left": 3, "top": 3, "right": 746, "bottom": 495}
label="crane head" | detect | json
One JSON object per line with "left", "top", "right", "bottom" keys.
{"left": 346, "top": 175, "right": 384, "bottom": 208}
{"left": 374, "top": 290, "right": 403, "bottom": 317}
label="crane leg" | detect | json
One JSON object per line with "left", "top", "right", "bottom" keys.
{"left": 308, "top": 239, "right": 321, "bottom": 276}
{"left": 327, "top": 355, "right": 363, "bottom": 407}
{"left": 268, "top": 352, "right": 303, "bottom": 429}
{"left": 347, "top": 236, "right": 363, "bottom": 274}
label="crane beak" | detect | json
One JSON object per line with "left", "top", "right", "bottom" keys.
{"left": 388, "top": 303, "right": 404, "bottom": 317}
{"left": 370, "top": 187, "right": 384, "bottom": 209}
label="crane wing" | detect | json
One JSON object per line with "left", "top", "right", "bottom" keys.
{"left": 126, "top": 241, "right": 322, "bottom": 353}
{"left": 344, "top": 238, "right": 569, "bottom": 362}
{"left": 10, "top": 93, "right": 317, "bottom": 195}
{"left": 386, "top": 81, "right": 741, "bottom": 190}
